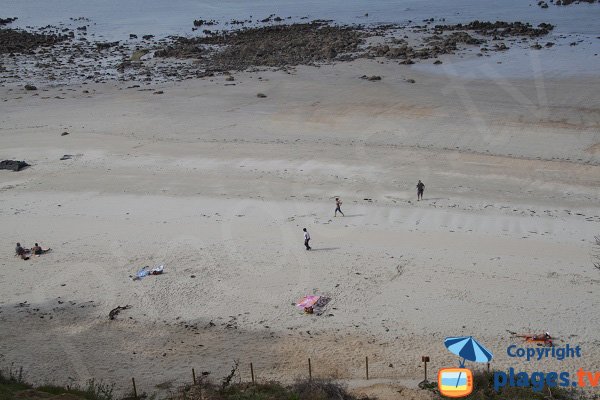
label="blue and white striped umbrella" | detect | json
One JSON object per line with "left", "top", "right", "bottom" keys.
{"left": 444, "top": 336, "right": 493, "bottom": 366}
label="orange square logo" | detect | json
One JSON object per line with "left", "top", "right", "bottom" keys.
{"left": 438, "top": 368, "right": 473, "bottom": 398}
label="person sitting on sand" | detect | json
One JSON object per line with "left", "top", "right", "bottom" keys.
{"left": 15, "top": 242, "right": 25, "bottom": 256}
{"left": 15, "top": 242, "right": 30, "bottom": 260}
{"left": 531, "top": 332, "right": 552, "bottom": 341}
{"left": 31, "top": 243, "right": 43, "bottom": 255}
{"left": 31, "top": 243, "right": 50, "bottom": 256}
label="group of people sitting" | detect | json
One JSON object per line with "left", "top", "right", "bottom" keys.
{"left": 15, "top": 242, "right": 50, "bottom": 260}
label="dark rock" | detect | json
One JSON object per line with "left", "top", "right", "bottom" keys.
{"left": 257, "top": 93, "right": 267, "bottom": 98}
{"left": 109, "top": 305, "right": 131, "bottom": 320}
{"left": 367, "top": 75, "right": 381, "bottom": 81}
{"left": 61, "top": 131, "right": 69, "bottom": 136}
{"left": 129, "top": 34, "right": 138, "bottom": 39}
{"left": 0, "top": 160, "right": 30, "bottom": 171}
{"left": 96, "top": 41, "right": 119, "bottom": 50}
{"left": 24, "top": 84, "right": 37, "bottom": 90}
{"left": 0, "top": 28, "right": 69, "bottom": 54}
{"left": 0, "top": 17, "right": 17, "bottom": 26}
{"left": 557, "top": 0, "right": 598, "bottom": 5}
{"left": 433, "top": 59, "right": 443, "bottom": 64}
{"left": 142, "top": 35, "right": 154, "bottom": 40}
{"left": 155, "top": 38, "right": 203, "bottom": 58}
{"left": 434, "top": 20, "right": 554, "bottom": 38}
{"left": 156, "top": 22, "right": 366, "bottom": 70}
{"left": 386, "top": 47, "right": 405, "bottom": 58}
{"left": 116, "top": 60, "right": 132, "bottom": 72}
{"left": 193, "top": 19, "right": 216, "bottom": 27}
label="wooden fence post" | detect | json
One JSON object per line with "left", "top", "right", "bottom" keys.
{"left": 421, "top": 356, "right": 430, "bottom": 383}
{"left": 192, "top": 368, "right": 197, "bottom": 385}
{"left": 365, "top": 356, "right": 369, "bottom": 380}
{"left": 308, "top": 358, "right": 312, "bottom": 381}
{"left": 250, "top": 362, "right": 255, "bottom": 384}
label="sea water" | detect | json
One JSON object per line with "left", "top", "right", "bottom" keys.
{"left": 1, "top": 0, "right": 598, "bottom": 78}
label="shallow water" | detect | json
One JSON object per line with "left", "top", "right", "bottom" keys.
{"left": 1, "top": 0, "right": 599, "bottom": 78}
{"left": 414, "top": 32, "right": 600, "bottom": 78}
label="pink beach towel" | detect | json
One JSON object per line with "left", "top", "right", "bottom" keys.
{"left": 296, "top": 295, "right": 320, "bottom": 309}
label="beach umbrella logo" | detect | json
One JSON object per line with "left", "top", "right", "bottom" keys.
{"left": 438, "top": 336, "right": 493, "bottom": 398}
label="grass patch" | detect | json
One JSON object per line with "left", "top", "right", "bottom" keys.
{"left": 37, "top": 380, "right": 114, "bottom": 400}
{"left": 170, "top": 379, "right": 373, "bottom": 400}
{"left": 130, "top": 49, "right": 149, "bottom": 61}
{"left": 0, "top": 366, "right": 114, "bottom": 400}
{"left": 0, "top": 365, "right": 29, "bottom": 400}
{"left": 3, "top": 366, "right": 596, "bottom": 400}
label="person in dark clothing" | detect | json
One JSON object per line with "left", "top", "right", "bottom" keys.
{"left": 15, "top": 243, "right": 25, "bottom": 256}
{"left": 417, "top": 180, "right": 425, "bottom": 201}
{"left": 303, "top": 228, "right": 311, "bottom": 250}
{"left": 31, "top": 243, "right": 51, "bottom": 256}
{"left": 31, "top": 243, "right": 42, "bottom": 255}
{"left": 15, "top": 243, "right": 29, "bottom": 260}
{"left": 334, "top": 197, "right": 344, "bottom": 217}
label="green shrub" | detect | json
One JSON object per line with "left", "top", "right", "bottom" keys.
{"left": 170, "top": 379, "right": 373, "bottom": 400}
{"left": 0, "top": 366, "right": 113, "bottom": 400}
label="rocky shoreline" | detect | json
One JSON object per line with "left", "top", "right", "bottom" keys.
{"left": 155, "top": 22, "right": 366, "bottom": 70}
{"left": 537, "top": 0, "right": 598, "bottom": 7}
{"left": 0, "top": 28, "right": 69, "bottom": 55}
{"left": 0, "top": 15, "right": 579, "bottom": 86}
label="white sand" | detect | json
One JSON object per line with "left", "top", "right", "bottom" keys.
{"left": 1, "top": 60, "right": 599, "bottom": 397}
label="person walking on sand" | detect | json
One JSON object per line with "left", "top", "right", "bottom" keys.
{"left": 303, "top": 228, "right": 311, "bottom": 250}
{"left": 334, "top": 197, "right": 344, "bottom": 217}
{"left": 416, "top": 180, "right": 425, "bottom": 201}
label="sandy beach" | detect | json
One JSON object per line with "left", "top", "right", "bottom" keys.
{"left": 1, "top": 50, "right": 600, "bottom": 398}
